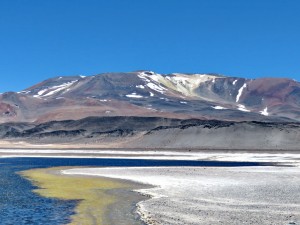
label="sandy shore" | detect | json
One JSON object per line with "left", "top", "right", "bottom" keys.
{"left": 63, "top": 166, "right": 300, "bottom": 225}
{"left": 21, "top": 167, "right": 148, "bottom": 225}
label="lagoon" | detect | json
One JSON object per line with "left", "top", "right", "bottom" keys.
{"left": 0, "top": 157, "right": 265, "bottom": 224}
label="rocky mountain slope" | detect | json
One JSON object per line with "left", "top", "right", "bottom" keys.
{"left": 0, "top": 71, "right": 299, "bottom": 149}
{"left": 1, "top": 71, "right": 300, "bottom": 123}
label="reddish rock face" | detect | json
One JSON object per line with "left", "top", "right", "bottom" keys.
{"left": 0, "top": 71, "right": 299, "bottom": 123}
{"left": 0, "top": 102, "right": 16, "bottom": 119}
{"left": 242, "top": 79, "right": 295, "bottom": 103}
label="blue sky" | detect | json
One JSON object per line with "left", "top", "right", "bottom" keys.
{"left": 0, "top": 0, "right": 299, "bottom": 92}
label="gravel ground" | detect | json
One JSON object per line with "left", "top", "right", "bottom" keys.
{"left": 63, "top": 166, "right": 300, "bottom": 225}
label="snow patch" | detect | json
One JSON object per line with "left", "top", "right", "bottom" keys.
{"left": 43, "top": 80, "right": 77, "bottom": 97}
{"left": 137, "top": 72, "right": 167, "bottom": 94}
{"left": 146, "top": 83, "right": 166, "bottom": 94}
{"left": 236, "top": 83, "right": 247, "bottom": 102}
{"left": 171, "top": 76, "right": 190, "bottom": 85}
{"left": 145, "top": 107, "right": 156, "bottom": 111}
{"left": 180, "top": 101, "right": 187, "bottom": 104}
{"left": 136, "top": 85, "right": 145, "bottom": 89}
{"left": 37, "top": 89, "right": 48, "bottom": 96}
{"left": 18, "top": 90, "right": 31, "bottom": 94}
{"left": 34, "top": 80, "right": 78, "bottom": 98}
{"left": 138, "top": 71, "right": 161, "bottom": 82}
{"left": 233, "top": 80, "right": 237, "bottom": 85}
{"left": 212, "top": 106, "right": 227, "bottom": 110}
{"left": 167, "top": 73, "right": 220, "bottom": 97}
{"left": 260, "top": 107, "right": 269, "bottom": 116}
{"left": 148, "top": 74, "right": 160, "bottom": 82}
{"left": 237, "top": 104, "right": 250, "bottom": 112}
{"left": 137, "top": 73, "right": 151, "bottom": 82}
{"left": 126, "top": 93, "right": 143, "bottom": 98}
{"left": 160, "top": 97, "right": 170, "bottom": 101}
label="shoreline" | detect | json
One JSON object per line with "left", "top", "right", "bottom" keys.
{"left": 1, "top": 149, "right": 300, "bottom": 167}
{"left": 6, "top": 150, "right": 300, "bottom": 224}
{"left": 1, "top": 140, "right": 300, "bottom": 152}
{"left": 21, "top": 167, "right": 150, "bottom": 225}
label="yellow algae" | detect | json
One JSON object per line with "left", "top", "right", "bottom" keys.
{"left": 20, "top": 167, "right": 130, "bottom": 225}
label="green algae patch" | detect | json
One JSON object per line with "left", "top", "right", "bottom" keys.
{"left": 20, "top": 167, "right": 131, "bottom": 225}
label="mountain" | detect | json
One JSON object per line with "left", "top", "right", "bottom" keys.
{"left": 1, "top": 71, "right": 300, "bottom": 149}
{"left": 0, "top": 71, "right": 300, "bottom": 123}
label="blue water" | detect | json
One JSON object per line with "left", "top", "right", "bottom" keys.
{"left": 0, "top": 157, "right": 267, "bottom": 225}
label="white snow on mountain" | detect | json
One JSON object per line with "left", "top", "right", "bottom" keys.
{"left": 137, "top": 72, "right": 220, "bottom": 97}
{"left": 137, "top": 72, "right": 167, "bottom": 94}
{"left": 33, "top": 80, "right": 78, "bottom": 98}
{"left": 18, "top": 90, "right": 31, "bottom": 94}
{"left": 126, "top": 93, "right": 143, "bottom": 98}
{"left": 166, "top": 73, "right": 219, "bottom": 96}
{"left": 146, "top": 83, "right": 166, "bottom": 94}
{"left": 237, "top": 104, "right": 250, "bottom": 112}
{"left": 236, "top": 83, "right": 247, "bottom": 102}
{"left": 260, "top": 107, "right": 269, "bottom": 116}
{"left": 212, "top": 106, "right": 227, "bottom": 110}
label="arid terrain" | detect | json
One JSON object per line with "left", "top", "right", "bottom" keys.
{"left": 0, "top": 71, "right": 299, "bottom": 150}
{"left": 1, "top": 71, "right": 300, "bottom": 225}
{"left": 0, "top": 116, "right": 299, "bottom": 150}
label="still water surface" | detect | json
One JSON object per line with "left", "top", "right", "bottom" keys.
{"left": 0, "top": 157, "right": 264, "bottom": 225}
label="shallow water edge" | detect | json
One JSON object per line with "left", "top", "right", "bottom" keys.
{"left": 21, "top": 166, "right": 149, "bottom": 225}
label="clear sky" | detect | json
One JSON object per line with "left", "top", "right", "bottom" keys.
{"left": 0, "top": 0, "right": 299, "bottom": 92}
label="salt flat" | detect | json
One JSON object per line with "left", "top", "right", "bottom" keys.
{"left": 63, "top": 166, "right": 300, "bottom": 225}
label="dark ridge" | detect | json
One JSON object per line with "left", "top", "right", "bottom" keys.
{"left": 1, "top": 116, "right": 300, "bottom": 141}
{"left": 35, "top": 129, "right": 86, "bottom": 138}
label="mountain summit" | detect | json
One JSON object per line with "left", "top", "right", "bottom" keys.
{"left": 0, "top": 71, "right": 299, "bottom": 123}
